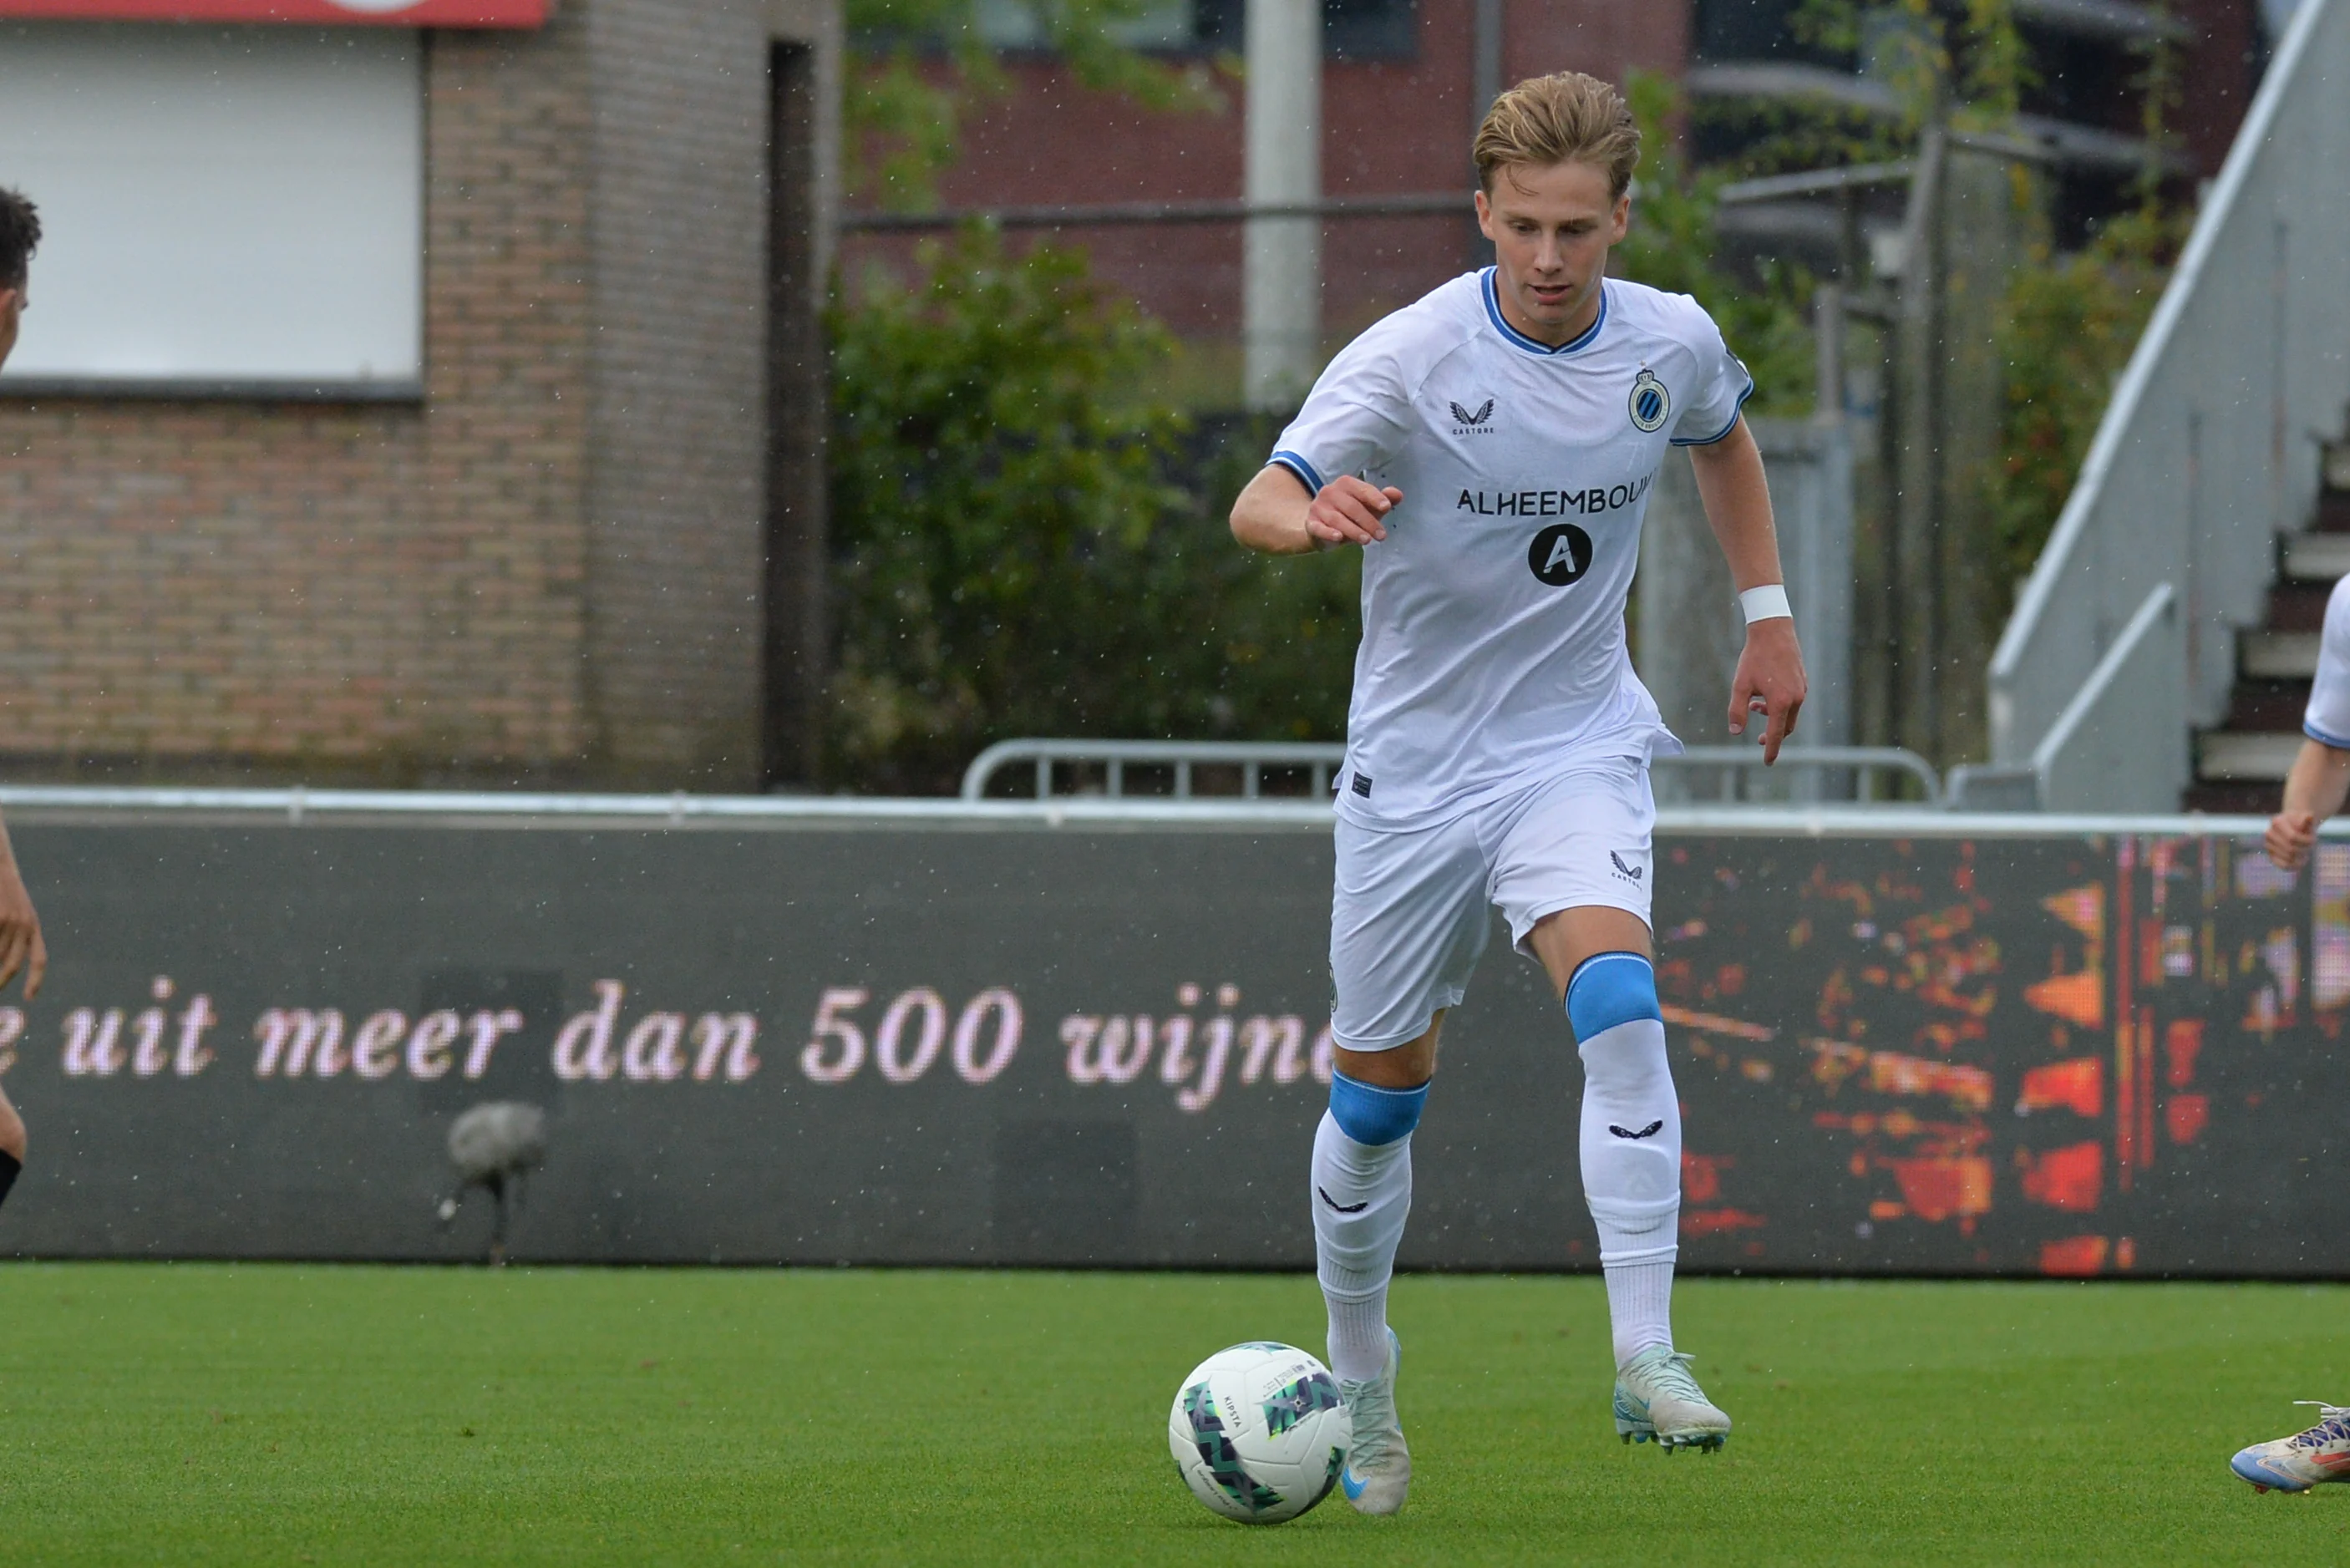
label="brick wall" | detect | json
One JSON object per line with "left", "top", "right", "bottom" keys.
{"left": 583, "top": 0, "right": 770, "bottom": 789}
{"left": 0, "top": 0, "right": 792, "bottom": 789}
{"left": 840, "top": 0, "right": 1688, "bottom": 348}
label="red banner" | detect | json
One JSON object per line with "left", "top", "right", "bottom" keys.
{"left": 0, "top": 0, "right": 546, "bottom": 23}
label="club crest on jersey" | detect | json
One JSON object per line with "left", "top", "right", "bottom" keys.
{"left": 1449, "top": 397, "right": 1496, "bottom": 434}
{"left": 1627, "top": 368, "right": 1670, "bottom": 433}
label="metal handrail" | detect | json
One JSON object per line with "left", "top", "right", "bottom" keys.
{"left": 1987, "top": 0, "right": 2350, "bottom": 801}
{"left": 0, "top": 782, "right": 2322, "bottom": 840}
{"left": 961, "top": 738, "right": 1943, "bottom": 806}
{"left": 1657, "top": 745, "right": 1944, "bottom": 805}
{"left": 959, "top": 738, "right": 1349, "bottom": 801}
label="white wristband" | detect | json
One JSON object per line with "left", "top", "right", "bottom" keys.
{"left": 1739, "top": 584, "right": 1793, "bottom": 624}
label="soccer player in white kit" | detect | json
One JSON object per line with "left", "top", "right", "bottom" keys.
{"left": 2239, "top": 569, "right": 2350, "bottom": 1492}
{"left": 1231, "top": 74, "right": 1807, "bottom": 1514}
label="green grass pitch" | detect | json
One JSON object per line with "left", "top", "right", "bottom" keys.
{"left": 1, "top": 1266, "right": 2346, "bottom": 1564}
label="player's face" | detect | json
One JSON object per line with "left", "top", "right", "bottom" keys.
{"left": 1474, "top": 160, "right": 1628, "bottom": 345}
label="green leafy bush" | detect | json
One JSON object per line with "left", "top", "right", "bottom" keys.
{"left": 825, "top": 229, "right": 1358, "bottom": 794}
{"left": 1611, "top": 72, "right": 1817, "bottom": 419}
{"left": 1986, "top": 206, "right": 2177, "bottom": 600}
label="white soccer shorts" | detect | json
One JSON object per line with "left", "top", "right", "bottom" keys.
{"left": 1328, "top": 757, "right": 1656, "bottom": 1052}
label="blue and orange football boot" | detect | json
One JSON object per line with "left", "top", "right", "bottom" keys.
{"left": 2232, "top": 1402, "right": 2350, "bottom": 1493}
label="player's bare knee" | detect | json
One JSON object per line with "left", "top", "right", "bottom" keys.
{"left": 1337, "top": 1017, "right": 1440, "bottom": 1090}
{"left": 0, "top": 1097, "right": 24, "bottom": 1163}
{"left": 1530, "top": 906, "right": 1653, "bottom": 998}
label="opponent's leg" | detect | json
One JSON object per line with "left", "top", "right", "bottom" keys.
{"left": 2231, "top": 1402, "right": 2350, "bottom": 1491}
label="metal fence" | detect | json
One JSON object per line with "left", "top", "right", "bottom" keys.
{"left": 960, "top": 740, "right": 1348, "bottom": 802}
{"left": 960, "top": 738, "right": 1942, "bottom": 806}
{"left": 1984, "top": 0, "right": 2350, "bottom": 809}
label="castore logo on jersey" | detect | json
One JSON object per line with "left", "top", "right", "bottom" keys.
{"left": 1448, "top": 398, "right": 1497, "bottom": 434}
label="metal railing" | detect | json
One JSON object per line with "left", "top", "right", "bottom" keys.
{"left": 960, "top": 739, "right": 1348, "bottom": 801}
{"left": 1952, "top": 584, "right": 2181, "bottom": 810}
{"left": 1656, "top": 745, "right": 1943, "bottom": 805}
{"left": 962, "top": 738, "right": 1942, "bottom": 805}
{"left": 0, "top": 781, "right": 2319, "bottom": 841}
{"left": 1986, "top": 0, "right": 2350, "bottom": 804}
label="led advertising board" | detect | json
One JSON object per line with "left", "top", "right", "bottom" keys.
{"left": 0, "top": 817, "right": 2339, "bottom": 1277}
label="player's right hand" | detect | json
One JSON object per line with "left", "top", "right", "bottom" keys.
{"left": 1305, "top": 477, "right": 1402, "bottom": 550}
{"left": 2266, "top": 809, "right": 2318, "bottom": 872}
{"left": 0, "top": 862, "right": 43, "bottom": 999}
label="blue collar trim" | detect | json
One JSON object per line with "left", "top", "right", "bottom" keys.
{"left": 1481, "top": 268, "right": 1607, "bottom": 357}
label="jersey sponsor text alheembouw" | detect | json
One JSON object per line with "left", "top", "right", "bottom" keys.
{"left": 1271, "top": 269, "right": 1754, "bottom": 829}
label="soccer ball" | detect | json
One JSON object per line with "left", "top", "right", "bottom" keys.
{"left": 1167, "top": 1342, "right": 1350, "bottom": 1525}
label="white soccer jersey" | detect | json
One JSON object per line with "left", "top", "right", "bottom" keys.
{"left": 1271, "top": 269, "right": 1754, "bottom": 828}
{"left": 2306, "top": 575, "right": 2350, "bottom": 748}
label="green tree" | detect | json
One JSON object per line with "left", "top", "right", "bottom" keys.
{"left": 1986, "top": 206, "right": 2179, "bottom": 600}
{"left": 1611, "top": 71, "right": 1816, "bottom": 418}
{"left": 1759, "top": 2, "right": 2185, "bottom": 607}
{"left": 826, "top": 228, "right": 1356, "bottom": 794}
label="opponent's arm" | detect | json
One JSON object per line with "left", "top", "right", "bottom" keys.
{"left": 1687, "top": 416, "right": 1807, "bottom": 764}
{"left": 0, "top": 811, "right": 44, "bottom": 998}
{"left": 2266, "top": 740, "right": 2350, "bottom": 870}
{"left": 1230, "top": 465, "right": 1403, "bottom": 556}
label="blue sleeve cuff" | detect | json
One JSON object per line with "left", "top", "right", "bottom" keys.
{"left": 1670, "top": 375, "right": 1758, "bottom": 447}
{"left": 1268, "top": 449, "right": 1326, "bottom": 495}
{"left": 2306, "top": 720, "right": 2350, "bottom": 749}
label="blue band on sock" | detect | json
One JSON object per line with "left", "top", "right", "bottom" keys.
{"left": 1327, "top": 1071, "right": 1429, "bottom": 1147}
{"left": 1565, "top": 950, "right": 1661, "bottom": 1043}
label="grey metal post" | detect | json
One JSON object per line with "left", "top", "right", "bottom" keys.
{"left": 1245, "top": 0, "right": 1322, "bottom": 409}
{"left": 1468, "top": 0, "right": 1504, "bottom": 267}
{"left": 1814, "top": 282, "right": 1844, "bottom": 419}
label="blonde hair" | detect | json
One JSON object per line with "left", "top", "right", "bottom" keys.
{"left": 1473, "top": 73, "right": 1641, "bottom": 199}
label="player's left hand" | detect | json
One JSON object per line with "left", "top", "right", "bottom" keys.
{"left": 1728, "top": 617, "right": 1806, "bottom": 765}
{"left": 0, "top": 860, "right": 43, "bottom": 1000}
{"left": 2266, "top": 809, "right": 2319, "bottom": 871}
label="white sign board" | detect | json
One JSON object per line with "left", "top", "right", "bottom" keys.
{"left": 0, "top": 23, "right": 421, "bottom": 390}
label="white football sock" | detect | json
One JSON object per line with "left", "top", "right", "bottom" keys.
{"left": 1577, "top": 1010, "right": 1681, "bottom": 1368}
{"left": 1604, "top": 1257, "right": 1674, "bottom": 1368}
{"left": 1311, "top": 1109, "right": 1413, "bottom": 1383}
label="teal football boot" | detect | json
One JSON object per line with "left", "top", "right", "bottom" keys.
{"left": 1614, "top": 1346, "right": 1731, "bottom": 1453}
{"left": 1337, "top": 1328, "right": 1410, "bottom": 1515}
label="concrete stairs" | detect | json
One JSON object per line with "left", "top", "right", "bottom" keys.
{"left": 2185, "top": 480, "right": 2350, "bottom": 811}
